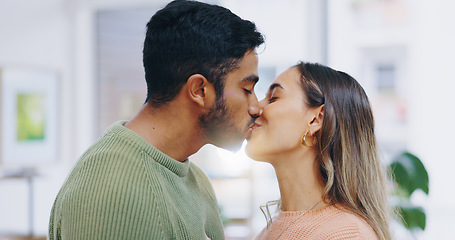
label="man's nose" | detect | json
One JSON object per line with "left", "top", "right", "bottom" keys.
{"left": 248, "top": 95, "right": 260, "bottom": 117}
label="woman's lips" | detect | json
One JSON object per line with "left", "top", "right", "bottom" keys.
{"left": 247, "top": 122, "right": 261, "bottom": 140}
{"left": 250, "top": 122, "right": 261, "bottom": 130}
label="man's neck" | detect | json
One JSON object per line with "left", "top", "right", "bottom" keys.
{"left": 125, "top": 103, "right": 206, "bottom": 162}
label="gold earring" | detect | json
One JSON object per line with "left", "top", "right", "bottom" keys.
{"left": 301, "top": 131, "right": 315, "bottom": 148}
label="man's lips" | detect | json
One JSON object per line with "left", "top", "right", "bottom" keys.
{"left": 249, "top": 122, "right": 261, "bottom": 130}
{"left": 246, "top": 122, "right": 261, "bottom": 140}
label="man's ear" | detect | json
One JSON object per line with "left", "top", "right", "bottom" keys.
{"left": 309, "top": 105, "right": 324, "bottom": 134}
{"left": 186, "top": 74, "right": 215, "bottom": 107}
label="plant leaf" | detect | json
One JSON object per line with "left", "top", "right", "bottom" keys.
{"left": 396, "top": 205, "right": 426, "bottom": 230}
{"left": 389, "top": 152, "right": 429, "bottom": 196}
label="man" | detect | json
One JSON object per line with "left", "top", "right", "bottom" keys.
{"left": 48, "top": 0, "right": 264, "bottom": 239}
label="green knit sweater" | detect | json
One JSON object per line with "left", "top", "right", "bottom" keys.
{"left": 49, "top": 121, "right": 225, "bottom": 239}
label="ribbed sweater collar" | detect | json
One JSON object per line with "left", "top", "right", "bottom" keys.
{"left": 279, "top": 204, "right": 342, "bottom": 218}
{"left": 106, "top": 121, "right": 190, "bottom": 177}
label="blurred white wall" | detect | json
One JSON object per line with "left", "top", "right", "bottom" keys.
{"left": 0, "top": 0, "right": 73, "bottom": 235}
{"left": 0, "top": 0, "right": 167, "bottom": 236}
{"left": 0, "top": 0, "right": 454, "bottom": 238}
{"left": 407, "top": 1, "right": 455, "bottom": 238}
{"left": 329, "top": 0, "right": 455, "bottom": 239}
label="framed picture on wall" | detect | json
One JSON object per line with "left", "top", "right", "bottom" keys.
{"left": 0, "top": 68, "right": 59, "bottom": 168}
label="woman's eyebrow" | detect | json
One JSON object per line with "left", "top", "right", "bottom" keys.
{"left": 267, "top": 83, "right": 284, "bottom": 93}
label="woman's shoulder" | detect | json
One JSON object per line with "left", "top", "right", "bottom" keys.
{"left": 306, "top": 204, "right": 378, "bottom": 239}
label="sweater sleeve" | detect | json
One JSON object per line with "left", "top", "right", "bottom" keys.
{"left": 317, "top": 211, "right": 378, "bottom": 240}
{"left": 320, "top": 224, "right": 378, "bottom": 240}
{"left": 50, "top": 150, "right": 171, "bottom": 240}
{"left": 188, "top": 162, "right": 225, "bottom": 239}
{"left": 189, "top": 162, "right": 220, "bottom": 205}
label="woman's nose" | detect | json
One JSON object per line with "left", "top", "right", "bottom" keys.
{"left": 258, "top": 98, "right": 268, "bottom": 110}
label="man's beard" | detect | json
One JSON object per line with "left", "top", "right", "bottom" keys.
{"left": 199, "top": 96, "right": 249, "bottom": 150}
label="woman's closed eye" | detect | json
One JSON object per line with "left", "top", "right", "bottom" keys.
{"left": 268, "top": 96, "right": 278, "bottom": 103}
{"left": 267, "top": 85, "right": 282, "bottom": 103}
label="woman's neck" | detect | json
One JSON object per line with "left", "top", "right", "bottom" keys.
{"left": 272, "top": 150, "right": 326, "bottom": 211}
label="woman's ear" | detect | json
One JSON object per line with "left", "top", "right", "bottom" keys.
{"left": 186, "top": 74, "right": 215, "bottom": 107}
{"left": 309, "top": 105, "right": 324, "bottom": 134}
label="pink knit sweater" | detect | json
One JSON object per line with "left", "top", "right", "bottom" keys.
{"left": 255, "top": 204, "right": 378, "bottom": 240}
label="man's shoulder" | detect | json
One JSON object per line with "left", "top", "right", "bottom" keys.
{"left": 79, "top": 121, "right": 145, "bottom": 163}
{"left": 58, "top": 128, "right": 148, "bottom": 196}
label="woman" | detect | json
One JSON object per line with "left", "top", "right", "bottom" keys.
{"left": 246, "top": 62, "right": 392, "bottom": 240}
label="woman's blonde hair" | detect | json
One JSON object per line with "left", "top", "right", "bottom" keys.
{"left": 294, "top": 62, "right": 392, "bottom": 239}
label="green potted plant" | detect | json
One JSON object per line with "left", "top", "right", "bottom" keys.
{"left": 388, "top": 152, "right": 429, "bottom": 235}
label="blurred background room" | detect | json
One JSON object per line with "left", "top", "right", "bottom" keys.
{"left": 0, "top": 0, "right": 454, "bottom": 239}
